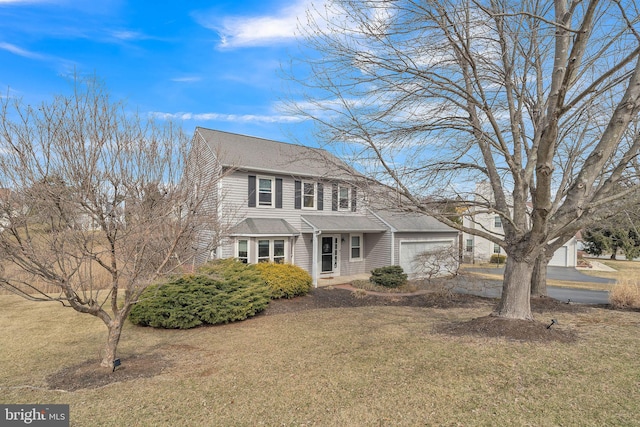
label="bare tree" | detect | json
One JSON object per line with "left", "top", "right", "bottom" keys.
{"left": 0, "top": 77, "right": 224, "bottom": 368}
{"left": 289, "top": 0, "right": 640, "bottom": 319}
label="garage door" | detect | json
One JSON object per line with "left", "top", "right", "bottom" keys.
{"left": 399, "top": 240, "right": 457, "bottom": 278}
{"left": 549, "top": 247, "right": 568, "bottom": 267}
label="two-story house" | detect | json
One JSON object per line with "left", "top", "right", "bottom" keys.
{"left": 462, "top": 182, "right": 578, "bottom": 267}
{"left": 192, "top": 127, "right": 460, "bottom": 286}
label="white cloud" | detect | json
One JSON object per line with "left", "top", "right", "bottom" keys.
{"left": 0, "top": 42, "right": 48, "bottom": 60}
{"left": 197, "top": 1, "right": 311, "bottom": 49}
{"left": 150, "top": 111, "right": 305, "bottom": 124}
{"left": 170, "top": 76, "right": 202, "bottom": 83}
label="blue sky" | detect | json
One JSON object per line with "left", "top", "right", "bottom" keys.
{"left": 0, "top": 0, "right": 314, "bottom": 144}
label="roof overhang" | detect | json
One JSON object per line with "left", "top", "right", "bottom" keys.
{"left": 229, "top": 218, "right": 300, "bottom": 237}
{"left": 301, "top": 215, "right": 387, "bottom": 233}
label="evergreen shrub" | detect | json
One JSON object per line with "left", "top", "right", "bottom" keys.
{"left": 255, "top": 262, "right": 312, "bottom": 299}
{"left": 369, "top": 265, "right": 407, "bottom": 288}
{"left": 129, "top": 259, "right": 271, "bottom": 329}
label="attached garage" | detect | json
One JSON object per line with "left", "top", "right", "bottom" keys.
{"left": 549, "top": 246, "right": 568, "bottom": 267}
{"left": 399, "top": 239, "right": 458, "bottom": 278}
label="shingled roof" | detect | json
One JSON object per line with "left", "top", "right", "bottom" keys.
{"left": 195, "top": 127, "right": 356, "bottom": 180}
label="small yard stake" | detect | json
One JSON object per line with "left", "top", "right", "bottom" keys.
{"left": 546, "top": 319, "right": 558, "bottom": 329}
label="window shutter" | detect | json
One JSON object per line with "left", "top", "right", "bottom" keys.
{"left": 294, "top": 180, "right": 301, "bottom": 209}
{"left": 248, "top": 175, "right": 256, "bottom": 207}
{"left": 351, "top": 187, "right": 357, "bottom": 212}
{"left": 332, "top": 183, "right": 338, "bottom": 211}
{"left": 276, "top": 178, "right": 283, "bottom": 209}
{"left": 317, "top": 183, "right": 324, "bottom": 210}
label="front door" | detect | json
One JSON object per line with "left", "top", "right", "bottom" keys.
{"left": 320, "top": 235, "right": 340, "bottom": 275}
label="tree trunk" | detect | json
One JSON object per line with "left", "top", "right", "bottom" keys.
{"left": 100, "top": 319, "right": 123, "bottom": 369}
{"left": 494, "top": 257, "right": 535, "bottom": 320}
{"left": 531, "top": 254, "right": 551, "bottom": 297}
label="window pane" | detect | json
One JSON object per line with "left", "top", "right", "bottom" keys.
{"left": 339, "top": 187, "right": 349, "bottom": 209}
{"left": 258, "top": 240, "right": 270, "bottom": 258}
{"left": 351, "top": 247, "right": 360, "bottom": 259}
{"left": 238, "top": 240, "right": 248, "bottom": 257}
{"left": 494, "top": 216, "right": 502, "bottom": 227}
{"left": 259, "top": 192, "right": 272, "bottom": 205}
{"left": 274, "top": 240, "right": 285, "bottom": 257}
{"left": 351, "top": 235, "right": 360, "bottom": 247}
{"left": 259, "top": 179, "right": 272, "bottom": 191}
{"left": 303, "top": 182, "right": 315, "bottom": 208}
{"left": 258, "top": 178, "right": 272, "bottom": 206}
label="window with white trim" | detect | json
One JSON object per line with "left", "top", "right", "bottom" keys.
{"left": 339, "top": 186, "right": 350, "bottom": 210}
{"left": 237, "top": 239, "right": 248, "bottom": 263}
{"left": 258, "top": 177, "right": 274, "bottom": 207}
{"left": 465, "top": 239, "right": 473, "bottom": 252}
{"left": 273, "top": 240, "right": 285, "bottom": 264}
{"left": 303, "top": 181, "right": 315, "bottom": 209}
{"left": 257, "top": 239, "right": 286, "bottom": 263}
{"left": 493, "top": 243, "right": 501, "bottom": 254}
{"left": 494, "top": 216, "right": 502, "bottom": 228}
{"left": 350, "top": 234, "right": 363, "bottom": 261}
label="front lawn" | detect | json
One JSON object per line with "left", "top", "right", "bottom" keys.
{"left": 1, "top": 291, "right": 639, "bottom": 426}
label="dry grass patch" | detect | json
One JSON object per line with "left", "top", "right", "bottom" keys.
{"left": 609, "top": 277, "right": 640, "bottom": 309}
{"left": 1, "top": 292, "right": 640, "bottom": 426}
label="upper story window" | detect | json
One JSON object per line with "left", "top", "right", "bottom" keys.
{"left": 331, "top": 183, "right": 357, "bottom": 212}
{"left": 303, "top": 181, "right": 315, "bottom": 209}
{"left": 295, "top": 180, "right": 323, "bottom": 210}
{"left": 258, "top": 177, "right": 274, "bottom": 207}
{"left": 339, "top": 186, "right": 350, "bottom": 210}
{"left": 494, "top": 216, "right": 502, "bottom": 228}
{"left": 249, "top": 175, "right": 282, "bottom": 209}
{"left": 465, "top": 239, "right": 473, "bottom": 252}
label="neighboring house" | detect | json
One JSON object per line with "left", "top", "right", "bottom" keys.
{"left": 191, "top": 127, "right": 460, "bottom": 286}
{"left": 462, "top": 182, "right": 578, "bottom": 267}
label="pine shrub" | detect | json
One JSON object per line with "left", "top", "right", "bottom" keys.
{"left": 369, "top": 265, "right": 407, "bottom": 288}
{"left": 256, "top": 262, "right": 312, "bottom": 299}
{"left": 129, "top": 259, "right": 271, "bottom": 329}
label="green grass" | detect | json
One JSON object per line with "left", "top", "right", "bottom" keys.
{"left": 1, "top": 294, "right": 640, "bottom": 425}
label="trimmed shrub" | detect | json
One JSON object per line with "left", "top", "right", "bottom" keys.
{"left": 129, "top": 259, "right": 271, "bottom": 329}
{"left": 369, "top": 265, "right": 407, "bottom": 288}
{"left": 609, "top": 277, "right": 640, "bottom": 309}
{"left": 490, "top": 254, "right": 507, "bottom": 264}
{"left": 255, "top": 262, "right": 312, "bottom": 299}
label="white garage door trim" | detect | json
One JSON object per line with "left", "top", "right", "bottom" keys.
{"left": 399, "top": 240, "right": 456, "bottom": 277}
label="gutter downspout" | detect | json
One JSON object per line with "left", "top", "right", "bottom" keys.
{"left": 301, "top": 217, "right": 321, "bottom": 288}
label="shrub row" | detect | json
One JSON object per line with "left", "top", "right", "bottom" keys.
{"left": 129, "top": 259, "right": 312, "bottom": 329}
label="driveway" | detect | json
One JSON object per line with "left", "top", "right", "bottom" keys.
{"left": 462, "top": 266, "right": 614, "bottom": 304}
{"left": 466, "top": 265, "right": 616, "bottom": 284}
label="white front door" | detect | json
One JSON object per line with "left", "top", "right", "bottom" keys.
{"left": 320, "top": 235, "right": 340, "bottom": 275}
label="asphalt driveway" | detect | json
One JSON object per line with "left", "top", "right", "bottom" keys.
{"left": 462, "top": 266, "right": 614, "bottom": 304}
{"left": 467, "top": 265, "right": 616, "bottom": 284}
